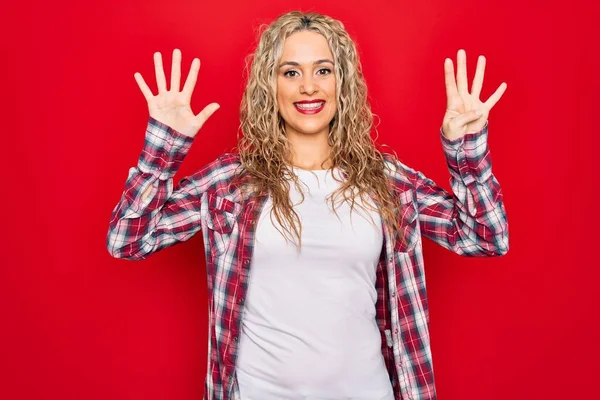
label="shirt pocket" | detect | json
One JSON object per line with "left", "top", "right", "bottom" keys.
{"left": 395, "top": 189, "right": 419, "bottom": 253}
{"left": 205, "top": 193, "right": 241, "bottom": 257}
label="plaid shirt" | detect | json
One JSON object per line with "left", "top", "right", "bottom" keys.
{"left": 107, "top": 117, "right": 508, "bottom": 400}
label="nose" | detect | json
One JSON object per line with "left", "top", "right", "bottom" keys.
{"left": 300, "top": 75, "right": 318, "bottom": 95}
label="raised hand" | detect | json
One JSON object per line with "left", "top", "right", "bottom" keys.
{"left": 134, "top": 49, "right": 220, "bottom": 138}
{"left": 442, "top": 49, "right": 507, "bottom": 141}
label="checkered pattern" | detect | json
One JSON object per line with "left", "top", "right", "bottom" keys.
{"left": 107, "top": 117, "right": 508, "bottom": 400}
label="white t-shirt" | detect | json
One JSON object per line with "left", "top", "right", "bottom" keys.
{"left": 236, "top": 167, "right": 394, "bottom": 400}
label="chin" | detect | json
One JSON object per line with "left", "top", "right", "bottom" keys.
{"left": 295, "top": 126, "right": 328, "bottom": 135}
{"left": 287, "top": 119, "right": 332, "bottom": 136}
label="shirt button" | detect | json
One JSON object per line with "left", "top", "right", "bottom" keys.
{"left": 243, "top": 259, "right": 250, "bottom": 265}
{"left": 390, "top": 291, "right": 396, "bottom": 298}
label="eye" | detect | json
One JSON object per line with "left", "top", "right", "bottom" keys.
{"left": 317, "top": 68, "right": 332, "bottom": 75}
{"left": 283, "top": 70, "right": 299, "bottom": 77}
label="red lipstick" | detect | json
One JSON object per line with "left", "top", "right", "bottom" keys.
{"left": 293, "top": 99, "right": 325, "bottom": 115}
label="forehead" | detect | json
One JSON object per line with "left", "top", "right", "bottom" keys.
{"left": 280, "top": 30, "right": 333, "bottom": 62}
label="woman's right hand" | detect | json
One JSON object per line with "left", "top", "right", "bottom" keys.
{"left": 134, "top": 49, "right": 220, "bottom": 138}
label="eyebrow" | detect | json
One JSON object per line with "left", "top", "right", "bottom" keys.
{"left": 278, "top": 59, "right": 335, "bottom": 68}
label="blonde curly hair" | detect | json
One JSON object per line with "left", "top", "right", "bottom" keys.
{"left": 234, "top": 10, "right": 404, "bottom": 248}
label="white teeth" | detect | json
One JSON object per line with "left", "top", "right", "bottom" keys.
{"left": 295, "top": 102, "right": 324, "bottom": 110}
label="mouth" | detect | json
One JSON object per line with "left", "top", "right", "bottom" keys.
{"left": 294, "top": 100, "right": 325, "bottom": 115}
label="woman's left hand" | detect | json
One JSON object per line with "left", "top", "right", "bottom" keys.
{"left": 442, "top": 49, "right": 507, "bottom": 141}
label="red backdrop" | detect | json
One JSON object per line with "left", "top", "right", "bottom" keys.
{"left": 2, "top": 0, "right": 598, "bottom": 399}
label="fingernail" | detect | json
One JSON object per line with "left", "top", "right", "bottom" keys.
{"left": 475, "top": 109, "right": 483, "bottom": 116}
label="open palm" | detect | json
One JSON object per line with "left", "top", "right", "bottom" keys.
{"left": 134, "top": 49, "right": 219, "bottom": 138}
{"left": 442, "top": 49, "right": 507, "bottom": 141}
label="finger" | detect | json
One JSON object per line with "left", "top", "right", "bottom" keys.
{"left": 195, "top": 103, "right": 220, "bottom": 129}
{"left": 182, "top": 58, "right": 200, "bottom": 101}
{"left": 471, "top": 55, "right": 486, "bottom": 99}
{"left": 456, "top": 49, "right": 468, "bottom": 95}
{"left": 484, "top": 82, "right": 507, "bottom": 109}
{"left": 170, "top": 48, "right": 182, "bottom": 92}
{"left": 134, "top": 72, "right": 154, "bottom": 101}
{"left": 450, "top": 109, "right": 483, "bottom": 130}
{"left": 444, "top": 58, "right": 458, "bottom": 105}
{"left": 154, "top": 52, "right": 168, "bottom": 93}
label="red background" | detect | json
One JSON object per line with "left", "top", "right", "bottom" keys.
{"left": 2, "top": 0, "right": 598, "bottom": 399}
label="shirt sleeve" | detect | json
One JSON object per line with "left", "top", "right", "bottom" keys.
{"left": 403, "top": 121, "right": 509, "bottom": 256}
{"left": 106, "top": 116, "right": 209, "bottom": 260}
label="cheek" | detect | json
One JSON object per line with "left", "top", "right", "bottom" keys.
{"left": 276, "top": 79, "right": 285, "bottom": 110}
{"left": 325, "top": 81, "right": 337, "bottom": 107}
{"left": 326, "top": 87, "right": 337, "bottom": 116}
{"left": 276, "top": 89, "right": 284, "bottom": 109}
{"left": 277, "top": 80, "right": 293, "bottom": 102}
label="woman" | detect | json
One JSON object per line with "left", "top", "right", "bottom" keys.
{"left": 107, "top": 11, "right": 508, "bottom": 400}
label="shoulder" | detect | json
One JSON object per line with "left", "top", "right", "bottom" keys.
{"left": 188, "top": 152, "right": 243, "bottom": 192}
{"left": 214, "top": 152, "right": 242, "bottom": 171}
{"left": 381, "top": 152, "right": 418, "bottom": 191}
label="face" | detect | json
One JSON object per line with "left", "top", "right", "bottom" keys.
{"left": 276, "top": 30, "right": 337, "bottom": 139}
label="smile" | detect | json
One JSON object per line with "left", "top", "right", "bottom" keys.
{"left": 294, "top": 101, "right": 325, "bottom": 115}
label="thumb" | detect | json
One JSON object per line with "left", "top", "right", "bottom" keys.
{"left": 195, "top": 103, "right": 221, "bottom": 129}
{"left": 453, "top": 109, "right": 483, "bottom": 129}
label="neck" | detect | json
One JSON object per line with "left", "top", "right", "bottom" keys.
{"left": 286, "top": 128, "right": 332, "bottom": 170}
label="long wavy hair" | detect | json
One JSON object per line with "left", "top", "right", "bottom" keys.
{"left": 234, "top": 11, "right": 404, "bottom": 248}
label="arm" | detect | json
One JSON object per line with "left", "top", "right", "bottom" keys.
{"left": 106, "top": 117, "right": 210, "bottom": 260}
{"left": 107, "top": 49, "right": 222, "bottom": 260}
{"left": 406, "top": 48, "right": 509, "bottom": 256}
{"left": 405, "top": 122, "right": 509, "bottom": 256}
